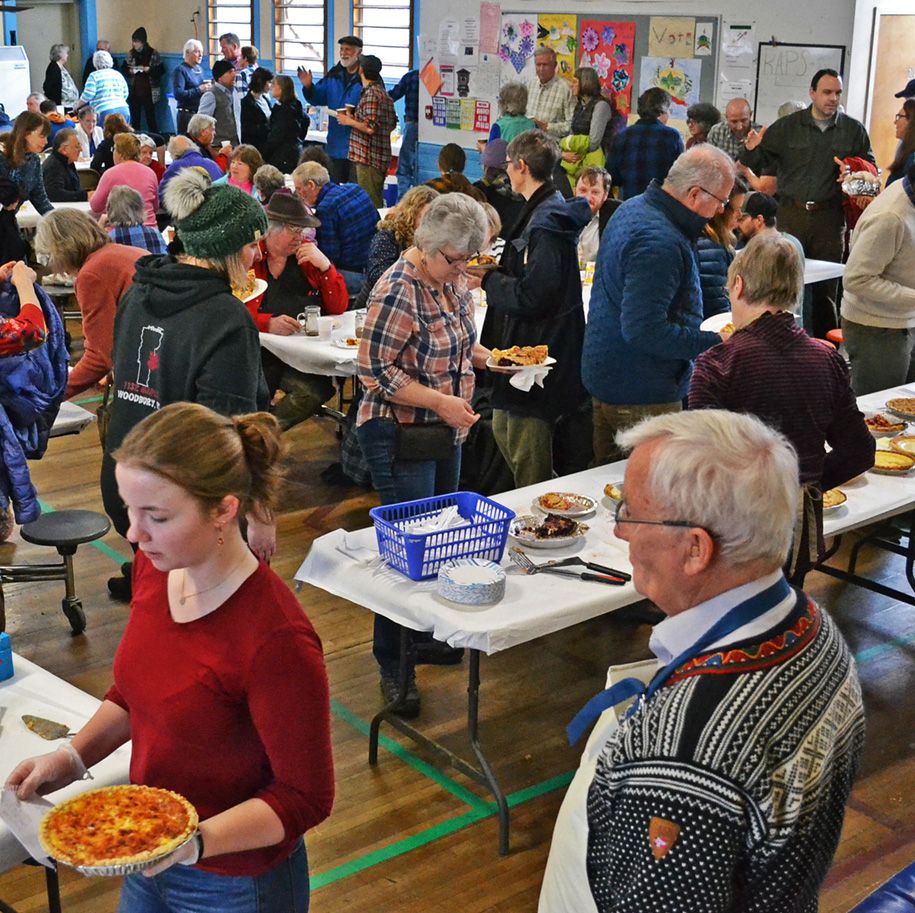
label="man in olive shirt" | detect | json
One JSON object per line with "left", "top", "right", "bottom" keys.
{"left": 740, "top": 69, "right": 874, "bottom": 338}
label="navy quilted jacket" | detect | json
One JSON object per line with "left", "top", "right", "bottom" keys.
{"left": 696, "top": 229, "right": 734, "bottom": 318}
{"left": 0, "top": 282, "right": 68, "bottom": 522}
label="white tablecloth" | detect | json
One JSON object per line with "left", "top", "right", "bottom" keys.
{"left": 305, "top": 128, "right": 402, "bottom": 157}
{"left": 15, "top": 201, "right": 92, "bottom": 231}
{"left": 295, "top": 462, "right": 639, "bottom": 655}
{"left": 0, "top": 655, "right": 131, "bottom": 872}
{"left": 803, "top": 259, "right": 845, "bottom": 284}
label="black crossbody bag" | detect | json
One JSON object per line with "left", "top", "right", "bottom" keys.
{"left": 393, "top": 321, "right": 464, "bottom": 461}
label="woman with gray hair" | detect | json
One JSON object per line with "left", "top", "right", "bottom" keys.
{"left": 104, "top": 185, "right": 167, "bottom": 255}
{"left": 173, "top": 39, "right": 212, "bottom": 134}
{"left": 252, "top": 163, "right": 285, "bottom": 203}
{"left": 689, "top": 233, "right": 873, "bottom": 580}
{"left": 488, "top": 82, "right": 536, "bottom": 145}
{"left": 43, "top": 44, "right": 79, "bottom": 110}
{"left": 78, "top": 50, "right": 130, "bottom": 127}
{"left": 34, "top": 209, "right": 145, "bottom": 399}
{"left": 356, "top": 192, "right": 492, "bottom": 716}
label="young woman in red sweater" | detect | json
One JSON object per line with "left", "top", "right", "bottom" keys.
{"left": 6, "top": 402, "right": 334, "bottom": 913}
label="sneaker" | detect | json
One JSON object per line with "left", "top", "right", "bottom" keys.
{"left": 107, "top": 574, "right": 132, "bottom": 602}
{"left": 379, "top": 672, "right": 420, "bottom": 719}
{"left": 414, "top": 641, "right": 465, "bottom": 666}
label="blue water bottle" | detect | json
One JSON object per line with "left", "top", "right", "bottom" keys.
{"left": 0, "top": 631, "right": 12, "bottom": 681}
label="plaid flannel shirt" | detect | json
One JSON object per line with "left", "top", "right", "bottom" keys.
{"left": 707, "top": 121, "right": 759, "bottom": 160}
{"left": 349, "top": 83, "right": 397, "bottom": 173}
{"left": 357, "top": 257, "right": 477, "bottom": 443}
{"left": 526, "top": 76, "right": 574, "bottom": 138}
{"left": 608, "top": 119, "right": 684, "bottom": 200}
{"left": 314, "top": 181, "right": 379, "bottom": 271}
{"left": 388, "top": 69, "right": 419, "bottom": 122}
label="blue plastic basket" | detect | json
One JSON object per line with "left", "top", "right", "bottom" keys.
{"left": 369, "top": 491, "right": 515, "bottom": 580}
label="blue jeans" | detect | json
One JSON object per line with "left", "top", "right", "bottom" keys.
{"left": 338, "top": 269, "right": 365, "bottom": 297}
{"left": 396, "top": 120, "right": 418, "bottom": 200}
{"left": 118, "top": 840, "right": 309, "bottom": 913}
{"left": 356, "top": 417, "right": 461, "bottom": 675}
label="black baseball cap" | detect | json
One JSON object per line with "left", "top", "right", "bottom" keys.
{"left": 895, "top": 78, "right": 915, "bottom": 99}
{"left": 212, "top": 60, "right": 235, "bottom": 82}
{"left": 339, "top": 36, "right": 363, "bottom": 49}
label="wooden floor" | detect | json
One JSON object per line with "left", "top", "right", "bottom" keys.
{"left": 1, "top": 395, "right": 913, "bottom": 912}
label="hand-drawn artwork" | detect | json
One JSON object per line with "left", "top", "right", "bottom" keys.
{"left": 537, "top": 14, "right": 577, "bottom": 80}
{"left": 578, "top": 20, "right": 636, "bottom": 115}
{"left": 499, "top": 14, "right": 537, "bottom": 81}
{"left": 648, "top": 17, "right": 696, "bottom": 59}
{"left": 639, "top": 56, "right": 702, "bottom": 109}
{"left": 694, "top": 22, "right": 714, "bottom": 57}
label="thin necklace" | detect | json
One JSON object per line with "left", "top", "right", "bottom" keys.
{"left": 179, "top": 554, "right": 249, "bottom": 606}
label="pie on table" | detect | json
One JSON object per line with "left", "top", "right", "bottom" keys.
{"left": 39, "top": 785, "right": 198, "bottom": 870}
{"left": 490, "top": 345, "right": 549, "bottom": 367}
{"left": 886, "top": 398, "right": 915, "bottom": 419}
{"left": 872, "top": 450, "right": 915, "bottom": 473}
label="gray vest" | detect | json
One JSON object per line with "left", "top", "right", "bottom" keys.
{"left": 212, "top": 86, "right": 239, "bottom": 146}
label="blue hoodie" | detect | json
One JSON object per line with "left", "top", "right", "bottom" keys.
{"left": 582, "top": 180, "right": 721, "bottom": 405}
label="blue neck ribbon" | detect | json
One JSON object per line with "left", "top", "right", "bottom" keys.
{"left": 566, "top": 575, "right": 792, "bottom": 745}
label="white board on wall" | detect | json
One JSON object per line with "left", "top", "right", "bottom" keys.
{"left": 753, "top": 42, "right": 845, "bottom": 127}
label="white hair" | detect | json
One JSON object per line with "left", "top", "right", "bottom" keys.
{"left": 93, "top": 50, "right": 113, "bottom": 70}
{"left": 183, "top": 39, "right": 203, "bottom": 56}
{"left": 617, "top": 410, "right": 799, "bottom": 567}
{"left": 187, "top": 113, "right": 216, "bottom": 137}
{"left": 168, "top": 135, "right": 199, "bottom": 158}
{"left": 413, "top": 194, "right": 489, "bottom": 257}
{"left": 292, "top": 161, "right": 329, "bottom": 189}
{"left": 664, "top": 144, "right": 737, "bottom": 198}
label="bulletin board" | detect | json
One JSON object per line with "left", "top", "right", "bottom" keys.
{"left": 418, "top": 8, "right": 721, "bottom": 150}
{"left": 753, "top": 43, "right": 846, "bottom": 127}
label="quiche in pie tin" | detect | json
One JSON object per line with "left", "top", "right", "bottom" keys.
{"left": 39, "top": 784, "right": 198, "bottom": 876}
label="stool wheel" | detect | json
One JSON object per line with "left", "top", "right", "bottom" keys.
{"left": 62, "top": 597, "right": 86, "bottom": 636}
{"left": 21, "top": 510, "right": 110, "bottom": 549}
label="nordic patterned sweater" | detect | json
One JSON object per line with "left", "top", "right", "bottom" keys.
{"left": 585, "top": 589, "right": 864, "bottom": 913}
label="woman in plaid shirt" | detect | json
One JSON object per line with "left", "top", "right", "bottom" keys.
{"left": 356, "top": 193, "right": 492, "bottom": 717}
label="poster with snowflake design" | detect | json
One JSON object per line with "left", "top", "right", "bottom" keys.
{"left": 499, "top": 14, "right": 537, "bottom": 84}
{"left": 578, "top": 20, "right": 636, "bottom": 115}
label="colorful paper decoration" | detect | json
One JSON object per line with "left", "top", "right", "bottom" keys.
{"left": 578, "top": 20, "right": 636, "bottom": 115}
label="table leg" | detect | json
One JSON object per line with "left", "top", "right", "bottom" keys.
{"left": 45, "top": 865, "right": 62, "bottom": 913}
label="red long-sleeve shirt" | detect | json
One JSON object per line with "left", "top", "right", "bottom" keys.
{"left": 105, "top": 550, "right": 334, "bottom": 877}
{"left": 0, "top": 302, "right": 46, "bottom": 355}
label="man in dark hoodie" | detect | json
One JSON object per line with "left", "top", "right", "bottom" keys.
{"left": 101, "top": 168, "right": 271, "bottom": 600}
{"left": 474, "top": 129, "right": 592, "bottom": 487}
{"left": 582, "top": 145, "right": 736, "bottom": 465}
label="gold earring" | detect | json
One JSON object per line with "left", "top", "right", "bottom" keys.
{"left": 216, "top": 526, "right": 225, "bottom": 547}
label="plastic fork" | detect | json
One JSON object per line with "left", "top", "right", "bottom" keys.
{"left": 509, "top": 548, "right": 627, "bottom": 585}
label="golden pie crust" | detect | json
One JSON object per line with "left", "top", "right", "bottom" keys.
{"left": 822, "top": 489, "right": 847, "bottom": 509}
{"left": 490, "top": 345, "right": 549, "bottom": 366}
{"left": 230, "top": 270, "right": 257, "bottom": 300}
{"left": 39, "top": 785, "right": 198, "bottom": 869}
{"left": 872, "top": 450, "right": 915, "bottom": 473}
{"left": 886, "top": 398, "right": 915, "bottom": 419}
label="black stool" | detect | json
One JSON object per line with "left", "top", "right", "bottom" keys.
{"left": 0, "top": 509, "right": 111, "bottom": 635}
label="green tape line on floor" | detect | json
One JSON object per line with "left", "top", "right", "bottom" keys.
{"left": 330, "top": 698, "right": 490, "bottom": 811}
{"left": 36, "top": 498, "right": 129, "bottom": 567}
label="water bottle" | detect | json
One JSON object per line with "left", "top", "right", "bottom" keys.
{"left": 0, "top": 631, "right": 13, "bottom": 681}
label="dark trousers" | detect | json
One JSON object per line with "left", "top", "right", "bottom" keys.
{"left": 776, "top": 203, "right": 845, "bottom": 338}
{"left": 100, "top": 450, "right": 129, "bottom": 539}
{"left": 328, "top": 157, "right": 353, "bottom": 184}
{"left": 129, "top": 96, "right": 159, "bottom": 134}
{"left": 356, "top": 418, "right": 461, "bottom": 677}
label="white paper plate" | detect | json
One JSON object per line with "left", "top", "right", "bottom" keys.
{"left": 699, "top": 312, "right": 733, "bottom": 333}
{"left": 534, "top": 492, "right": 596, "bottom": 518}
{"left": 508, "top": 515, "right": 588, "bottom": 549}
{"left": 332, "top": 337, "right": 361, "bottom": 350}
{"left": 486, "top": 355, "right": 556, "bottom": 374}
{"left": 239, "top": 278, "right": 267, "bottom": 303}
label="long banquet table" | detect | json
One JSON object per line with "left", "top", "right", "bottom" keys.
{"left": 295, "top": 382, "right": 915, "bottom": 853}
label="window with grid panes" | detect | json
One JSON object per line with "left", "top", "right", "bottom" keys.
{"left": 275, "top": 0, "right": 327, "bottom": 74}
{"left": 208, "top": 0, "right": 254, "bottom": 61}
{"left": 354, "top": 0, "right": 413, "bottom": 81}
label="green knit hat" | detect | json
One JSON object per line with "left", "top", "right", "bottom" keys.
{"left": 164, "top": 167, "right": 267, "bottom": 259}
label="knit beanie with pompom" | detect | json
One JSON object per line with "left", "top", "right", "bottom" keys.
{"left": 163, "top": 168, "right": 267, "bottom": 260}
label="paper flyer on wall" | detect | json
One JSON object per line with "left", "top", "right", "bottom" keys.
{"left": 474, "top": 100, "right": 491, "bottom": 132}
{"left": 721, "top": 23, "right": 755, "bottom": 72}
{"left": 440, "top": 64, "right": 456, "bottom": 97}
{"left": 438, "top": 18, "right": 460, "bottom": 65}
{"left": 479, "top": 2, "right": 501, "bottom": 56}
{"left": 420, "top": 57, "right": 442, "bottom": 98}
{"left": 578, "top": 20, "right": 636, "bottom": 115}
{"left": 648, "top": 17, "right": 696, "bottom": 59}
{"left": 445, "top": 97, "right": 462, "bottom": 128}
{"left": 694, "top": 22, "right": 713, "bottom": 57}
{"left": 639, "top": 56, "right": 702, "bottom": 110}
{"left": 432, "top": 95, "right": 447, "bottom": 126}
{"left": 499, "top": 13, "right": 537, "bottom": 82}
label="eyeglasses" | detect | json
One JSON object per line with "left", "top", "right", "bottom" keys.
{"left": 895, "top": 112, "right": 910, "bottom": 122}
{"left": 614, "top": 499, "right": 716, "bottom": 538}
{"left": 438, "top": 249, "right": 477, "bottom": 266}
{"left": 696, "top": 186, "right": 730, "bottom": 209}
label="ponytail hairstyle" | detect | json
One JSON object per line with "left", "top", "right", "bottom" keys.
{"left": 112, "top": 402, "right": 285, "bottom": 521}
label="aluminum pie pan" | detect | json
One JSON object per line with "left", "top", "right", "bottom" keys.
{"left": 66, "top": 832, "right": 197, "bottom": 877}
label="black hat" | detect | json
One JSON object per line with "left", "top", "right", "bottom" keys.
{"left": 212, "top": 59, "right": 235, "bottom": 82}
{"left": 895, "top": 78, "right": 915, "bottom": 99}
{"left": 265, "top": 191, "right": 321, "bottom": 228}
{"left": 339, "top": 35, "right": 363, "bottom": 49}
{"left": 132, "top": 27, "right": 148, "bottom": 44}
{"left": 360, "top": 55, "right": 382, "bottom": 81}
{"left": 742, "top": 191, "right": 778, "bottom": 223}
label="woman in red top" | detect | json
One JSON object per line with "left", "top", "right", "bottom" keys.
{"left": 250, "top": 191, "right": 348, "bottom": 430}
{"left": 6, "top": 401, "right": 334, "bottom": 913}
{"left": 0, "top": 260, "right": 47, "bottom": 354}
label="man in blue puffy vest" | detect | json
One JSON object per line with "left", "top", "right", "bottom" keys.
{"left": 297, "top": 35, "right": 363, "bottom": 184}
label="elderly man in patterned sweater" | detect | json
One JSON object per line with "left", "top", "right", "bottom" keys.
{"left": 540, "top": 408, "right": 865, "bottom": 913}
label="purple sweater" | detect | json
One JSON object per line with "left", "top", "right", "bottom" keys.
{"left": 689, "top": 311, "right": 874, "bottom": 490}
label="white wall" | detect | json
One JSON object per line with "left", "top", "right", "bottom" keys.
{"left": 14, "top": 2, "right": 80, "bottom": 99}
